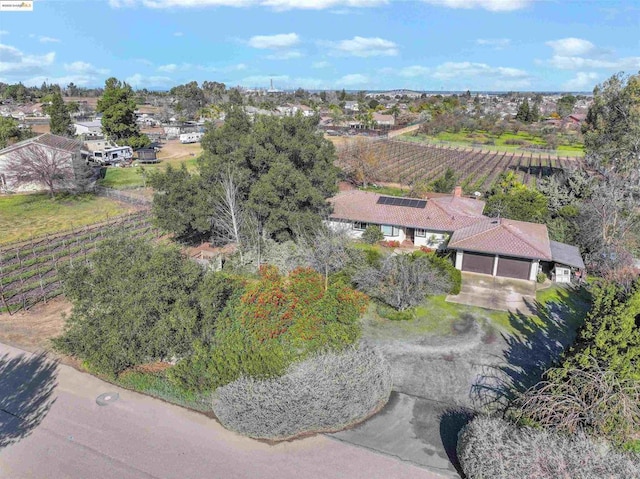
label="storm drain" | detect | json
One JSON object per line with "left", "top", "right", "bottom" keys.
{"left": 96, "top": 392, "right": 120, "bottom": 406}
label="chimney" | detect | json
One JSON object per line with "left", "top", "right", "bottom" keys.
{"left": 453, "top": 186, "right": 462, "bottom": 198}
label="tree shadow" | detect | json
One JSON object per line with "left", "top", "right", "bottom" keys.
{"left": 471, "top": 285, "right": 590, "bottom": 410}
{"left": 438, "top": 407, "right": 475, "bottom": 478}
{"left": 0, "top": 351, "right": 58, "bottom": 449}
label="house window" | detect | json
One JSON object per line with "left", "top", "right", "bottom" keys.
{"left": 353, "top": 222, "right": 368, "bottom": 231}
{"left": 381, "top": 225, "right": 400, "bottom": 237}
{"left": 415, "top": 229, "right": 427, "bottom": 237}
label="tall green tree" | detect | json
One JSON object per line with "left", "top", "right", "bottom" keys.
{"left": 97, "top": 77, "right": 149, "bottom": 148}
{"left": 46, "top": 90, "right": 73, "bottom": 136}
{"left": 556, "top": 95, "right": 577, "bottom": 118}
{"left": 515, "top": 98, "right": 531, "bottom": 122}
{"left": 152, "top": 109, "right": 339, "bottom": 243}
{"left": 0, "top": 116, "right": 22, "bottom": 148}
{"left": 583, "top": 72, "right": 640, "bottom": 182}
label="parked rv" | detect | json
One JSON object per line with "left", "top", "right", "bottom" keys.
{"left": 179, "top": 132, "right": 204, "bottom": 144}
{"left": 88, "top": 146, "right": 134, "bottom": 165}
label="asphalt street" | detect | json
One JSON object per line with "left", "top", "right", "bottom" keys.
{"left": 0, "top": 343, "right": 445, "bottom": 479}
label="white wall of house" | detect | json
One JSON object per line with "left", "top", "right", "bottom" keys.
{"left": 0, "top": 148, "right": 76, "bottom": 193}
{"left": 455, "top": 251, "right": 463, "bottom": 269}
{"left": 414, "top": 230, "right": 448, "bottom": 249}
{"left": 529, "top": 260, "right": 540, "bottom": 281}
{"left": 554, "top": 264, "right": 571, "bottom": 283}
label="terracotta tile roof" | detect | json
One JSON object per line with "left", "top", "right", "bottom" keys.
{"left": 449, "top": 218, "right": 552, "bottom": 260}
{"left": 328, "top": 190, "right": 486, "bottom": 232}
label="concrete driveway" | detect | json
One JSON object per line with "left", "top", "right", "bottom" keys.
{"left": 446, "top": 272, "right": 537, "bottom": 314}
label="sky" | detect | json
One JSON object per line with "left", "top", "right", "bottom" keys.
{"left": 0, "top": 0, "right": 638, "bottom": 92}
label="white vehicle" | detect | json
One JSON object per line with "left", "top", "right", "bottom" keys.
{"left": 179, "top": 132, "right": 204, "bottom": 144}
{"left": 91, "top": 146, "right": 134, "bottom": 165}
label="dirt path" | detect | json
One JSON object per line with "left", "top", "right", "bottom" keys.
{"left": 0, "top": 298, "right": 70, "bottom": 352}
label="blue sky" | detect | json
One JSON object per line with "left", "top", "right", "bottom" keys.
{"left": 0, "top": 0, "right": 638, "bottom": 92}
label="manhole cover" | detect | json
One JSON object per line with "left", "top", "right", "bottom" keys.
{"left": 96, "top": 392, "right": 119, "bottom": 406}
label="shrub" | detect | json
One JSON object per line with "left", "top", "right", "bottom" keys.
{"left": 171, "top": 266, "right": 368, "bottom": 391}
{"left": 458, "top": 415, "right": 640, "bottom": 479}
{"left": 362, "top": 225, "right": 384, "bottom": 244}
{"left": 212, "top": 346, "right": 392, "bottom": 440}
{"left": 54, "top": 237, "right": 205, "bottom": 376}
{"left": 377, "top": 303, "right": 414, "bottom": 321}
{"left": 414, "top": 251, "right": 461, "bottom": 295}
{"left": 537, "top": 271, "right": 547, "bottom": 283}
{"left": 380, "top": 240, "right": 400, "bottom": 248}
{"left": 355, "top": 254, "right": 453, "bottom": 310}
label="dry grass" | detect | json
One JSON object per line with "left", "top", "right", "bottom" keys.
{"left": 0, "top": 297, "right": 71, "bottom": 352}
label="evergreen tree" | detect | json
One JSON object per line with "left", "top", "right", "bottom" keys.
{"left": 97, "top": 77, "right": 149, "bottom": 148}
{"left": 515, "top": 98, "right": 531, "bottom": 122}
{"left": 47, "top": 90, "right": 73, "bottom": 137}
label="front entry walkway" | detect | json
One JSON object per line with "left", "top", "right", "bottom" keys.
{"left": 446, "top": 272, "right": 537, "bottom": 314}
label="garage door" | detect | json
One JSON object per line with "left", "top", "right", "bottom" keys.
{"left": 462, "top": 252, "right": 494, "bottom": 275}
{"left": 496, "top": 256, "right": 531, "bottom": 280}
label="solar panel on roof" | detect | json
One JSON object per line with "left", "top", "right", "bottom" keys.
{"left": 376, "top": 196, "right": 427, "bottom": 208}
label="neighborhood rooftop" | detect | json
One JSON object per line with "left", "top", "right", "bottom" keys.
{"left": 0, "top": 133, "right": 83, "bottom": 155}
{"left": 329, "top": 190, "right": 486, "bottom": 232}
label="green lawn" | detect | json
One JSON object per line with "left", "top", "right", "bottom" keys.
{"left": 362, "top": 284, "right": 591, "bottom": 341}
{"left": 0, "top": 193, "right": 130, "bottom": 245}
{"left": 98, "top": 157, "right": 199, "bottom": 189}
{"left": 402, "top": 130, "right": 585, "bottom": 157}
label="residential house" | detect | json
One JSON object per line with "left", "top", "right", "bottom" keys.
{"left": 0, "top": 133, "right": 83, "bottom": 193}
{"left": 327, "top": 187, "right": 584, "bottom": 283}
{"left": 74, "top": 119, "right": 103, "bottom": 138}
{"left": 344, "top": 101, "right": 359, "bottom": 112}
{"left": 372, "top": 112, "right": 395, "bottom": 128}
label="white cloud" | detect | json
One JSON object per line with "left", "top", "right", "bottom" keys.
{"left": 248, "top": 32, "right": 299, "bottom": 49}
{"left": 327, "top": 36, "right": 398, "bottom": 57}
{"left": 110, "top": 0, "right": 386, "bottom": 10}
{"left": 546, "top": 37, "right": 595, "bottom": 56}
{"left": 64, "top": 61, "right": 109, "bottom": 75}
{"left": 548, "top": 55, "right": 640, "bottom": 70}
{"left": 398, "top": 65, "right": 431, "bottom": 77}
{"left": 420, "top": 0, "right": 530, "bottom": 11}
{"left": 126, "top": 73, "right": 174, "bottom": 88}
{"left": 337, "top": 73, "right": 369, "bottom": 86}
{"left": 312, "top": 60, "right": 331, "bottom": 69}
{"left": 563, "top": 72, "right": 599, "bottom": 91}
{"left": 39, "top": 36, "right": 61, "bottom": 43}
{"left": 0, "top": 44, "right": 55, "bottom": 77}
{"left": 545, "top": 37, "right": 640, "bottom": 71}
{"left": 0, "top": 31, "right": 9, "bottom": 36}
{"left": 432, "top": 61, "right": 529, "bottom": 80}
{"left": 476, "top": 38, "right": 511, "bottom": 49}
{"left": 266, "top": 50, "right": 303, "bottom": 60}
{"left": 173, "top": 31, "right": 184, "bottom": 36}
{"left": 158, "top": 63, "right": 179, "bottom": 72}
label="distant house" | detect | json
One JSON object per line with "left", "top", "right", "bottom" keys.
{"left": 327, "top": 188, "right": 584, "bottom": 283}
{"left": 74, "top": 120, "right": 103, "bottom": 138}
{"left": 0, "top": 133, "right": 83, "bottom": 193}
{"left": 344, "top": 101, "right": 359, "bottom": 112}
{"left": 567, "top": 113, "right": 586, "bottom": 125}
{"left": 372, "top": 112, "right": 395, "bottom": 127}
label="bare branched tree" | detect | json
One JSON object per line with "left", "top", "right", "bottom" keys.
{"left": 339, "top": 137, "right": 381, "bottom": 187}
{"left": 298, "top": 223, "right": 351, "bottom": 291}
{"left": 6, "top": 143, "right": 76, "bottom": 198}
{"left": 211, "top": 168, "right": 245, "bottom": 246}
{"left": 355, "top": 254, "right": 452, "bottom": 310}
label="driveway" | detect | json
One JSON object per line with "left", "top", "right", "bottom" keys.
{"left": 0, "top": 342, "right": 446, "bottom": 479}
{"left": 446, "top": 272, "right": 537, "bottom": 314}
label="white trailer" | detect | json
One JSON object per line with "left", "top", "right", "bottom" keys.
{"left": 90, "top": 146, "right": 134, "bottom": 165}
{"left": 179, "top": 132, "right": 204, "bottom": 144}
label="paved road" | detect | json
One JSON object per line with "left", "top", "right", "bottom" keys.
{"left": 0, "top": 343, "right": 444, "bottom": 479}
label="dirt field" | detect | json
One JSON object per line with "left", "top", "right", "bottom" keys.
{"left": 0, "top": 298, "right": 71, "bottom": 352}
{"left": 157, "top": 139, "right": 203, "bottom": 162}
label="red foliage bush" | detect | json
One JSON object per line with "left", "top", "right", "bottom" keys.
{"left": 419, "top": 246, "right": 434, "bottom": 254}
{"left": 380, "top": 240, "right": 401, "bottom": 248}
{"left": 239, "top": 267, "right": 368, "bottom": 349}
